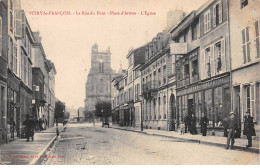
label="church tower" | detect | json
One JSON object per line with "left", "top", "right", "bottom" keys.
{"left": 85, "top": 43, "right": 113, "bottom": 114}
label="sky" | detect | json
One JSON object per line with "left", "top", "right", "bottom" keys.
{"left": 21, "top": 0, "right": 208, "bottom": 109}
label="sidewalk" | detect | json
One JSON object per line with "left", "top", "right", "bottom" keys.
{"left": 0, "top": 125, "right": 66, "bottom": 165}
{"left": 111, "top": 125, "right": 260, "bottom": 153}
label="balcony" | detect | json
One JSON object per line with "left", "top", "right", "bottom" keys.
{"left": 191, "top": 74, "right": 199, "bottom": 83}
{"left": 177, "top": 76, "right": 190, "bottom": 88}
{"left": 142, "top": 80, "right": 158, "bottom": 93}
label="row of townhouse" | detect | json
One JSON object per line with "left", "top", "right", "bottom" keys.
{"left": 0, "top": 0, "right": 57, "bottom": 144}
{"left": 111, "top": 0, "right": 260, "bottom": 139}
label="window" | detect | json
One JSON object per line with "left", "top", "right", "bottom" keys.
{"left": 192, "top": 24, "right": 197, "bottom": 41}
{"left": 204, "top": 10, "right": 211, "bottom": 33}
{"left": 205, "top": 48, "right": 211, "bottom": 77}
{"left": 163, "top": 65, "right": 167, "bottom": 84}
{"left": 0, "top": 17, "right": 2, "bottom": 56}
{"left": 213, "top": 1, "right": 223, "bottom": 27}
{"left": 241, "top": 0, "right": 248, "bottom": 9}
{"left": 255, "top": 20, "right": 260, "bottom": 58}
{"left": 99, "top": 62, "right": 104, "bottom": 73}
{"left": 215, "top": 42, "right": 222, "bottom": 71}
{"left": 192, "top": 60, "right": 198, "bottom": 76}
{"left": 9, "top": 38, "right": 13, "bottom": 70}
{"left": 242, "top": 27, "right": 251, "bottom": 63}
{"left": 184, "top": 63, "right": 189, "bottom": 78}
{"left": 10, "top": 0, "right": 13, "bottom": 31}
{"left": 13, "top": 45, "right": 17, "bottom": 74}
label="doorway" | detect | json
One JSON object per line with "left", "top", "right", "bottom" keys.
{"left": 188, "top": 99, "right": 194, "bottom": 117}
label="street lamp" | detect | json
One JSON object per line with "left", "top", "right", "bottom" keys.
{"left": 140, "top": 95, "right": 144, "bottom": 131}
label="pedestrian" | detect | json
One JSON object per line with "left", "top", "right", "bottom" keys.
{"left": 190, "top": 114, "right": 197, "bottom": 135}
{"left": 180, "top": 121, "right": 185, "bottom": 135}
{"left": 243, "top": 111, "right": 256, "bottom": 148}
{"left": 200, "top": 113, "right": 208, "bottom": 136}
{"left": 184, "top": 115, "right": 190, "bottom": 133}
{"left": 10, "top": 117, "right": 16, "bottom": 139}
{"left": 225, "top": 111, "right": 238, "bottom": 150}
{"left": 23, "top": 115, "right": 34, "bottom": 142}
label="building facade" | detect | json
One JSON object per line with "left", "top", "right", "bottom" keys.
{"left": 0, "top": 0, "right": 57, "bottom": 144}
{"left": 229, "top": 0, "right": 260, "bottom": 139}
{"left": 0, "top": 0, "right": 8, "bottom": 144}
{"left": 32, "top": 32, "right": 56, "bottom": 128}
{"left": 85, "top": 43, "right": 113, "bottom": 120}
{"left": 141, "top": 32, "right": 171, "bottom": 130}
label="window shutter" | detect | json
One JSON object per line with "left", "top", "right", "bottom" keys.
{"left": 219, "top": 1, "right": 223, "bottom": 23}
{"left": 250, "top": 84, "right": 255, "bottom": 117}
{"left": 210, "top": 45, "right": 215, "bottom": 76}
{"left": 221, "top": 39, "right": 226, "bottom": 72}
{"left": 200, "top": 50, "right": 205, "bottom": 80}
{"left": 208, "top": 12, "right": 211, "bottom": 30}
{"left": 15, "top": 10, "right": 22, "bottom": 38}
{"left": 213, "top": 6, "right": 216, "bottom": 27}
{"left": 204, "top": 14, "right": 207, "bottom": 33}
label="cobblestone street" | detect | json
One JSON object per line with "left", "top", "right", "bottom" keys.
{"left": 41, "top": 123, "right": 259, "bottom": 165}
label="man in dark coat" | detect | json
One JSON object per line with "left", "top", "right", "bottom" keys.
{"left": 190, "top": 114, "right": 197, "bottom": 135}
{"left": 200, "top": 113, "right": 208, "bottom": 136}
{"left": 243, "top": 111, "right": 256, "bottom": 148}
{"left": 23, "top": 115, "right": 34, "bottom": 142}
{"left": 184, "top": 115, "right": 190, "bottom": 133}
{"left": 226, "top": 112, "right": 238, "bottom": 149}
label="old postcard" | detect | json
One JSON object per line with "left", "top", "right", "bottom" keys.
{"left": 0, "top": 0, "right": 259, "bottom": 166}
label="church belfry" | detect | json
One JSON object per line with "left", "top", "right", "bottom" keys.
{"left": 85, "top": 44, "right": 113, "bottom": 114}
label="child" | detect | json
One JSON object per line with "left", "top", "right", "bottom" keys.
{"left": 180, "top": 122, "right": 185, "bottom": 135}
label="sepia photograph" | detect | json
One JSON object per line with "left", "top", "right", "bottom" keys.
{"left": 0, "top": 0, "right": 259, "bottom": 166}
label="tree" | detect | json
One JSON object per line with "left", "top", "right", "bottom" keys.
{"left": 95, "top": 101, "right": 111, "bottom": 122}
{"left": 55, "top": 101, "right": 65, "bottom": 125}
{"left": 64, "top": 111, "right": 70, "bottom": 120}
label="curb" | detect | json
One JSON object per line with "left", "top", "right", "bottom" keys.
{"left": 28, "top": 126, "right": 67, "bottom": 165}
{"left": 111, "top": 126, "right": 259, "bottom": 154}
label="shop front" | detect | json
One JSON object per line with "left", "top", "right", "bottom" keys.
{"left": 176, "top": 74, "right": 232, "bottom": 136}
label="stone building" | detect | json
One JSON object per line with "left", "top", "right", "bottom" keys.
{"left": 229, "top": 0, "right": 260, "bottom": 139}
{"left": 0, "top": 0, "right": 8, "bottom": 144}
{"left": 141, "top": 31, "right": 171, "bottom": 130}
{"left": 84, "top": 44, "right": 113, "bottom": 120}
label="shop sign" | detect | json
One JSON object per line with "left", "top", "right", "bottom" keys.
{"left": 170, "top": 43, "right": 187, "bottom": 55}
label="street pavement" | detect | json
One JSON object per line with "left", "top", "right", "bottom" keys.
{"left": 0, "top": 125, "right": 65, "bottom": 165}
{"left": 42, "top": 123, "right": 259, "bottom": 165}
{"left": 111, "top": 125, "right": 260, "bottom": 153}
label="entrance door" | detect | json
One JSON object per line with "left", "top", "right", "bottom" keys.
{"left": 188, "top": 99, "right": 194, "bottom": 117}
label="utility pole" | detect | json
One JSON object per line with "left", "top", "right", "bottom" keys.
{"left": 78, "top": 109, "right": 79, "bottom": 122}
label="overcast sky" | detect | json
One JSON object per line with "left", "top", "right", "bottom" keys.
{"left": 21, "top": 0, "right": 208, "bottom": 109}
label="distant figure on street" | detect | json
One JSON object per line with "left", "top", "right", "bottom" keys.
{"left": 23, "top": 115, "right": 34, "bottom": 142}
{"left": 184, "top": 115, "right": 190, "bottom": 133}
{"left": 243, "top": 111, "right": 256, "bottom": 148}
{"left": 93, "top": 119, "right": 95, "bottom": 126}
{"left": 190, "top": 114, "right": 197, "bottom": 135}
{"left": 225, "top": 112, "right": 238, "bottom": 150}
{"left": 10, "top": 117, "right": 16, "bottom": 139}
{"left": 180, "top": 122, "right": 185, "bottom": 135}
{"left": 39, "top": 118, "right": 44, "bottom": 131}
{"left": 200, "top": 113, "right": 208, "bottom": 136}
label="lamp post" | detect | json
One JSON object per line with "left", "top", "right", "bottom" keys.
{"left": 140, "top": 95, "right": 143, "bottom": 131}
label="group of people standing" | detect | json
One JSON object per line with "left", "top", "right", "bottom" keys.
{"left": 22, "top": 115, "right": 48, "bottom": 142}
{"left": 180, "top": 111, "right": 256, "bottom": 149}
{"left": 183, "top": 113, "right": 207, "bottom": 135}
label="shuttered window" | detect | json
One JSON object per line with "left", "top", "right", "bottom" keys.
{"left": 242, "top": 27, "right": 251, "bottom": 63}
{"left": 255, "top": 20, "right": 260, "bottom": 58}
